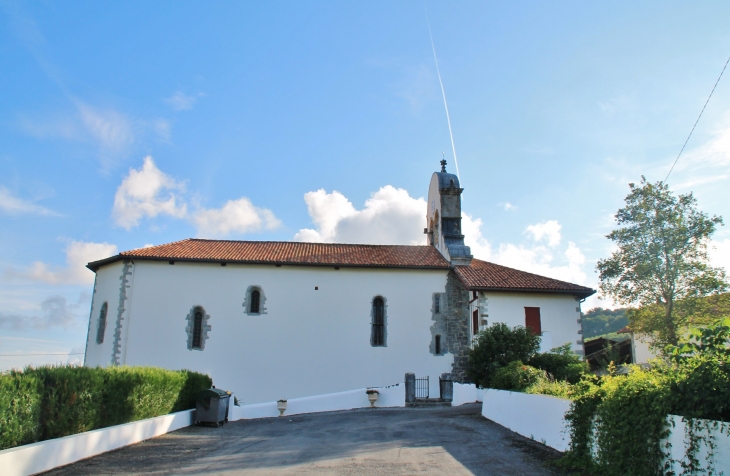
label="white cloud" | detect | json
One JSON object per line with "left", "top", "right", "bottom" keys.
{"left": 0, "top": 294, "right": 87, "bottom": 330}
{"left": 193, "top": 198, "right": 280, "bottom": 237}
{"left": 164, "top": 91, "right": 197, "bottom": 111}
{"left": 6, "top": 240, "right": 117, "bottom": 285}
{"left": 680, "top": 118, "right": 730, "bottom": 170}
{"left": 709, "top": 238, "right": 730, "bottom": 274}
{"left": 463, "top": 216, "right": 587, "bottom": 286}
{"left": 0, "top": 187, "right": 58, "bottom": 216}
{"left": 502, "top": 202, "right": 517, "bottom": 211}
{"left": 113, "top": 156, "right": 187, "bottom": 229}
{"left": 295, "top": 186, "right": 426, "bottom": 245}
{"left": 75, "top": 101, "right": 134, "bottom": 155}
{"left": 525, "top": 220, "right": 562, "bottom": 247}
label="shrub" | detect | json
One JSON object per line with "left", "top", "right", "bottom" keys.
{"left": 563, "top": 319, "right": 730, "bottom": 475}
{"left": 466, "top": 322, "right": 540, "bottom": 388}
{"left": 27, "top": 366, "right": 105, "bottom": 439}
{"left": 528, "top": 343, "right": 589, "bottom": 384}
{"left": 0, "top": 365, "right": 212, "bottom": 451}
{"left": 525, "top": 379, "right": 574, "bottom": 399}
{"left": 0, "top": 370, "right": 42, "bottom": 449}
{"left": 490, "top": 361, "right": 547, "bottom": 391}
{"left": 101, "top": 367, "right": 199, "bottom": 427}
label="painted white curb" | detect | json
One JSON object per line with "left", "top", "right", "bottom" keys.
{"left": 0, "top": 409, "right": 194, "bottom": 476}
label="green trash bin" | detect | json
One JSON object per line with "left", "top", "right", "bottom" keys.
{"left": 195, "top": 388, "right": 230, "bottom": 426}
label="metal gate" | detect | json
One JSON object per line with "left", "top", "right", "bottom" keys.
{"left": 415, "top": 376, "right": 429, "bottom": 399}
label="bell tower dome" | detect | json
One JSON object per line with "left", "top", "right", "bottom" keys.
{"left": 425, "top": 160, "right": 472, "bottom": 266}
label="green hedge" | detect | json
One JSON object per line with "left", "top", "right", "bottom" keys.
{"left": 0, "top": 366, "right": 212, "bottom": 450}
{"left": 0, "top": 370, "right": 43, "bottom": 449}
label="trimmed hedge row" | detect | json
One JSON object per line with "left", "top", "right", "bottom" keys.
{"left": 0, "top": 366, "right": 212, "bottom": 451}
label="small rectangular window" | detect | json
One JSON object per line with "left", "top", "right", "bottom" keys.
{"left": 435, "top": 334, "right": 441, "bottom": 354}
{"left": 434, "top": 295, "right": 440, "bottom": 314}
{"left": 472, "top": 309, "right": 479, "bottom": 335}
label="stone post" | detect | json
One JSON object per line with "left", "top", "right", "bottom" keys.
{"left": 440, "top": 372, "right": 453, "bottom": 402}
{"left": 405, "top": 372, "right": 416, "bottom": 403}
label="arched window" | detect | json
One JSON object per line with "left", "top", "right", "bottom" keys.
{"left": 243, "top": 286, "right": 267, "bottom": 315}
{"left": 96, "top": 302, "right": 108, "bottom": 344}
{"left": 250, "top": 290, "right": 260, "bottom": 314}
{"left": 192, "top": 310, "right": 203, "bottom": 349}
{"left": 186, "top": 306, "right": 211, "bottom": 351}
{"left": 371, "top": 296, "right": 386, "bottom": 347}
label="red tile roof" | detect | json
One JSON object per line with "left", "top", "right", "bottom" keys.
{"left": 454, "top": 258, "right": 595, "bottom": 297}
{"left": 87, "top": 240, "right": 595, "bottom": 297}
{"left": 87, "top": 239, "right": 452, "bottom": 271}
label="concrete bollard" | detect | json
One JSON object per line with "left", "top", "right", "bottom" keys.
{"left": 440, "top": 373, "right": 453, "bottom": 402}
{"left": 405, "top": 372, "right": 416, "bottom": 403}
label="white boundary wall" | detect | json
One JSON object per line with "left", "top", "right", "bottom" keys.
{"left": 0, "top": 409, "right": 194, "bottom": 476}
{"left": 481, "top": 389, "right": 571, "bottom": 452}
{"left": 230, "top": 383, "right": 404, "bottom": 420}
{"left": 451, "top": 383, "right": 484, "bottom": 406}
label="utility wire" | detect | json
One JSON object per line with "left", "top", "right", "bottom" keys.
{"left": 665, "top": 55, "right": 730, "bottom": 183}
{"left": 0, "top": 352, "right": 84, "bottom": 357}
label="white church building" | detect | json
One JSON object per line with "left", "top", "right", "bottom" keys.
{"left": 84, "top": 162, "right": 595, "bottom": 403}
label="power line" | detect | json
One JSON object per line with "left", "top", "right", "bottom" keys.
{"left": 665, "top": 54, "right": 730, "bottom": 183}
{"left": 0, "top": 352, "right": 84, "bottom": 357}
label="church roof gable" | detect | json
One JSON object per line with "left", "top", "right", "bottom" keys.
{"left": 454, "top": 258, "right": 595, "bottom": 298}
{"left": 87, "top": 239, "right": 452, "bottom": 271}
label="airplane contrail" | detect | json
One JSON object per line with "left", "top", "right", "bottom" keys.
{"left": 426, "top": 6, "right": 461, "bottom": 181}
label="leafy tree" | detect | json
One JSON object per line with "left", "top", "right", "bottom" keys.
{"left": 466, "top": 322, "right": 540, "bottom": 388}
{"left": 581, "top": 307, "right": 629, "bottom": 338}
{"left": 597, "top": 178, "right": 727, "bottom": 349}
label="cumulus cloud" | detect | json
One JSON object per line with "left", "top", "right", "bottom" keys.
{"left": 295, "top": 186, "right": 426, "bottom": 245}
{"left": 6, "top": 240, "right": 117, "bottom": 285}
{"left": 0, "top": 187, "right": 59, "bottom": 216}
{"left": 502, "top": 202, "right": 517, "bottom": 211}
{"left": 164, "top": 91, "right": 197, "bottom": 111}
{"left": 525, "top": 220, "right": 562, "bottom": 247}
{"left": 0, "top": 295, "right": 84, "bottom": 330}
{"left": 463, "top": 216, "right": 587, "bottom": 286}
{"left": 113, "top": 156, "right": 187, "bottom": 229}
{"left": 192, "top": 198, "right": 280, "bottom": 237}
{"left": 112, "top": 156, "right": 281, "bottom": 236}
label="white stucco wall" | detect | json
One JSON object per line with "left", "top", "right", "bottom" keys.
{"left": 85, "top": 260, "right": 453, "bottom": 404}
{"left": 84, "top": 261, "right": 125, "bottom": 367}
{"left": 631, "top": 333, "right": 657, "bottom": 364}
{"left": 477, "top": 291, "right": 583, "bottom": 355}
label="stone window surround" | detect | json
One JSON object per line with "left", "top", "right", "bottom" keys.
{"left": 430, "top": 292, "right": 448, "bottom": 355}
{"left": 96, "top": 302, "right": 108, "bottom": 344}
{"left": 370, "top": 295, "right": 388, "bottom": 347}
{"left": 186, "top": 305, "right": 212, "bottom": 351}
{"left": 242, "top": 285, "right": 268, "bottom": 315}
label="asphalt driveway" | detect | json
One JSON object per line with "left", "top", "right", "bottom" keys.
{"left": 42, "top": 404, "right": 565, "bottom": 475}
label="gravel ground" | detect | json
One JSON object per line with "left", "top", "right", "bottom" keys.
{"left": 41, "top": 403, "right": 566, "bottom": 475}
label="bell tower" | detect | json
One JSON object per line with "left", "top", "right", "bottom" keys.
{"left": 425, "top": 160, "right": 472, "bottom": 266}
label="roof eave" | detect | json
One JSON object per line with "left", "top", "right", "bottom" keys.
{"left": 464, "top": 285, "right": 596, "bottom": 299}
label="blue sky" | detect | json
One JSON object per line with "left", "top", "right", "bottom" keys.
{"left": 2, "top": 1, "right": 730, "bottom": 370}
